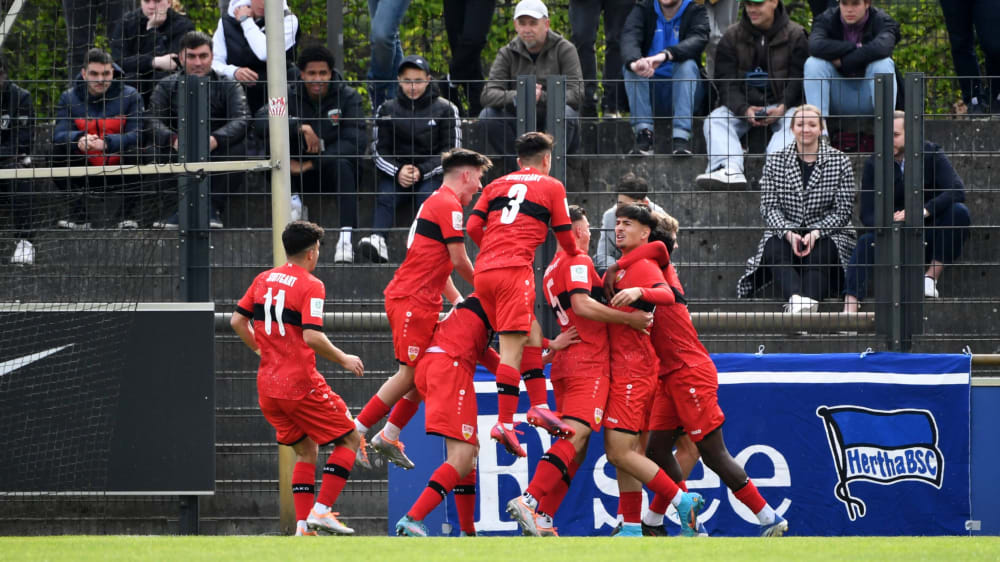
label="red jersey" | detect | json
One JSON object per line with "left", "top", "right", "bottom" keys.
{"left": 384, "top": 186, "right": 466, "bottom": 307}
{"left": 469, "top": 166, "right": 573, "bottom": 272}
{"left": 650, "top": 264, "right": 712, "bottom": 372}
{"left": 429, "top": 295, "right": 499, "bottom": 374}
{"left": 607, "top": 257, "right": 667, "bottom": 370}
{"left": 236, "top": 263, "right": 327, "bottom": 400}
{"left": 542, "top": 250, "right": 609, "bottom": 360}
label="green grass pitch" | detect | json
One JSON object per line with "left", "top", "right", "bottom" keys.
{"left": 1, "top": 536, "right": 998, "bottom": 562}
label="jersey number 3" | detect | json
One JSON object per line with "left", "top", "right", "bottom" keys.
{"left": 500, "top": 183, "right": 528, "bottom": 224}
{"left": 263, "top": 287, "right": 287, "bottom": 336}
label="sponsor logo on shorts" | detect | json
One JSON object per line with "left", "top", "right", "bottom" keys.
{"left": 462, "top": 424, "right": 475, "bottom": 440}
{"left": 690, "top": 429, "right": 702, "bottom": 436}
{"left": 408, "top": 346, "right": 420, "bottom": 362}
{"left": 606, "top": 416, "right": 618, "bottom": 424}
{"left": 594, "top": 407, "right": 603, "bottom": 425}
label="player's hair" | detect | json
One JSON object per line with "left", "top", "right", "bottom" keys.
{"left": 83, "top": 48, "right": 114, "bottom": 67}
{"left": 297, "top": 44, "right": 336, "bottom": 73}
{"left": 442, "top": 148, "right": 493, "bottom": 175}
{"left": 179, "top": 30, "right": 213, "bottom": 52}
{"left": 515, "top": 131, "right": 554, "bottom": 161}
{"left": 568, "top": 204, "right": 586, "bottom": 222}
{"left": 615, "top": 202, "right": 657, "bottom": 228}
{"left": 282, "top": 220, "right": 325, "bottom": 257}
{"left": 649, "top": 211, "right": 679, "bottom": 248}
{"left": 617, "top": 172, "right": 649, "bottom": 200}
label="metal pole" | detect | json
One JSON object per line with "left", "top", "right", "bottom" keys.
{"left": 545, "top": 75, "right": 567, "bottom": 183}
{"left": 872, "top": 73, "right": 900, "bottom": 350}
{"left": 327, "top": 0, "right": 345, "bottom": 73}
{"left": 264, "top": 0, "right": 295, "bottom": 536}
{"left": 177, "top": 76, "right": 211, "bottom": 303}
{"left": 516, "top": 75, "right": 537, "bottom": 137}
{"left": 0, "top": 0, "right": 25, "bottom": 49}
{"left": 902, "top": 73, "right": 926, "bottom": 349}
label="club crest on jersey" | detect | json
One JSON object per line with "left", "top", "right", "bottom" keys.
{"left": 407, "top": 346, "right": 420, "bottom": 362}
{"left": 594, "top": 408, "right": 603, "bottom": 425}
{"left": 615, "top": 269, "right": 626, "bottom": 283}
{"left": 462, "top": 424, "right": 474, "bottom": 440}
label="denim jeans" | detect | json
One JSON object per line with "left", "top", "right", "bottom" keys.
{"left": 803, "top": 57, "right": 897, "bottom": 119}
{"left": 368, "top": 0, "right": 412, "bottom": 108}
{"left": 373, "top": 173, "right": 442, "bottom": 236}
{"left": 623, "top": 59, "right": 704, "bottom": 140}
{"left": 703, "top": 105, "right": 796, "bottom": 174}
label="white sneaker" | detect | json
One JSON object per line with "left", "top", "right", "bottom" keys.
{"left": 290, "top": 194, "right": 302, "bottom": 221}
{"left": 784, "top": 294, "right": 819, "bottom": 314}
{"left": 116, "top": 219, "right": 139, "bottom": 229}
{"left": 924, "top": 276, "right": 939, "bottom": 298}
{"left": 10, "top": 240, "right": 34, "bottom": 265}
{"left": 334, "top": 236, "right": 353, "bottom": 263}
{"left": 56, "top": 219, "right": 91, "bottom": 230}
{"left": 695, "top": 167, "right": 748, "bottom": 189}
{"left": 357, "top": 234, "right": 389, "bottom": 263}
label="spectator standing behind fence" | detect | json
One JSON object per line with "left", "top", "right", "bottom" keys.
{"left": 62, "top": 0, "right": 135, "bottom": 80}
{"left": 569, "top": 0, "right": 633, "bottom": 118}
{"left": 0, "top": 56, "right": 35, "bottom": 265}
{"left": 149, "top": 31, "right": 249, "bottom": 229}
{"left": 480, "top": 0, "right": 583, "bottom": 170}
{"left": 53, "top": 49, "right": 143, "bottom": 231}
{"left": 369, "top": 0, "right": 412, "bottom": 109}
{"left": 695, "top": 0, "right": 807, "bottom": 189}
{"left": 804, "top": 0, "right": 899, "bottom": 129}
{"left": 621, "top": 0, "right": 709, "bottom": 156}
{"left": 275, "top": 45, "right": 367, "bottom": 264}
{"left": 593, "top": 172, "right": 665, "bottom": 275}
{"left": 938, "top": 0, "right": 1000, "bottom": 115}
{"left": 443, "top": 0, "right": 495, "bottom": 117}
{"left": 359, "top": 55, "right": 461, "bottom": 265}
{"left": 843, "top": 111, "right": 970, "bottom": 312}
{"left": 699, "top": 0, "right": 738, "bottom": 80}
{"left": 212, "top": 0, "right": 299, "bottom": 114}
{"left": 737, "top": 104, "right": 856, "bottom": 314}
{"left": 111, "top": 0, "right": 195, "bottom": 105}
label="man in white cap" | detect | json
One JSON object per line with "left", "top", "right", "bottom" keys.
{"left": 479, "top": 0, "right": 583, "bottom": 170}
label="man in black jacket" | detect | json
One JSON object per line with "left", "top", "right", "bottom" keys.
{"left": 0, "top": 56, "right": 35, "bottom": 265}
{"left": 844, "top": 111, "right": 971, "bottom": 311}
{"left": 620, "top": 0, "right": 709, "bottom": 155}
{"left": 804, "top": 0, "right": 899, "bottom": 122}
{"left": 358, "top": 55, "right": 461, "bottom": 264}
{"left": 111, "top": 0, "right": 195, "bottom": 104}
{"left": 148, "top": 31, "right": 249, "bottom": 229}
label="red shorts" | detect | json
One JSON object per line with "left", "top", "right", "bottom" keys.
{"left": 552, "top": 352, "right": 611, "bottom": 431}
{"left": 385, "top": 297, "right": 439, "bottom": 366}
{"left": 604, "top": 359, "right": 659, "bottom": 434}
{"left": 414, "top": 351, "right": 479, "bottom": 445}
{"left": 259, "top": 382, "right": 355, "bottom": 446}
{"left": 474, "top": 267, "right": 535, "bottom": 333}
{"left": 646, "top": 362, "right": 725, "bottom": 441}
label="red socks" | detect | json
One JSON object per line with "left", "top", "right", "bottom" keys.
{"left": 356, "top": 395, "right": 392, "bottom": 430}
{"left": 734, "top": 479, "right": 767, "bottom": 514}
{"left": 526, "top": 439, "right": 575, "bottom": 500}
{"left": 619, "top": 491, "right": 642, "bottom": 524}
{"left": 521, "top": 346, "right": 547, "bottom": 407}
{"left": 316, "top": 446, "right": 355, "bottom": 507}
{"left": 408, "top": 463, "right": 460, "bottom": 521}
{"left": 453, "top": 469, "right": 477, "bottom": 534}
{"left": 495, "top": 363, "right": 521, "bottom": 425}
{"left": 646, "top": 469, "right": 681, "bottom": 501}
{"left": 387, "top": 395, "right": 420, "bottom": 429}
{"left": 292, "top": 462, "right": 315, "bottom": 521}
{"left": 649, "top": 491, "right": 669, "bottom": 516}
{"left": 538, "top": 458, "right": 580, "bottom": 518}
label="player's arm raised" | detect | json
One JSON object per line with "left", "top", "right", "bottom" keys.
{"left": 230, "top": 310, "right": 260, "bottom": 356}
{"left": 303, "top": 329, "right": 365, "bottom": 377}
{"left": 570, "top": 292, "right": 652, "bottom": 333}
{"left": 447, "top": 241, "right": 475, "bottom": 286}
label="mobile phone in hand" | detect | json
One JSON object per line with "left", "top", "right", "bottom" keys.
{"left": 755, "top": 108, "right": 768, "bottom": 119}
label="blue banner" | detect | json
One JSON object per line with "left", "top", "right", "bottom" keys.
{"left": 388, "top": 353, "right": 971, "bottom": 536}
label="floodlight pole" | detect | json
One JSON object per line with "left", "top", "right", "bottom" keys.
{"left": 264, "top": 0, "right": 296, "bottom": 535}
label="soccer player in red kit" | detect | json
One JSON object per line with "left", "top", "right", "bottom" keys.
{"left": 601, "top": 203, "right": 704, "bottom": 537}
{"left": 606, "top": 213, "right": 789, "bottom": 537}
{"left": 352, "top": 149, "right": 493, "bottom": 471}
{"left": 465, "top": 132, "right": 582, "bottom": 457}
{"left": 230, "top": 221, "right": 366, "bottom": 536}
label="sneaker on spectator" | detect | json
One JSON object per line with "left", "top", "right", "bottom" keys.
{"left": 210, "top": 210, "right": 224, "bottom": 229}
{"left": 57, "top": 219, "right": 91, "bottom": 230}
{"left": 153, "top": 213, "right": 179, "bottom": 230}
{"left": 290, "top": 194, "right": 303, "bottom": 221}
{"left": 672, "top": 137, "right": 692, "bottom": 156}
{"left": 117, "top": 219, "right": 139, "bottom": 229}
{"left": 695, "top": 167, "right": 747, "bottom": 189}
{"left": 358, "top": 234, "right": 389, "bottom": 263}
{"left": 10, "top": 240, "right": 34, "bottom": 265}
{"left": 334, "top": 237, "right": 354, "bottom": 264}
{"left": 967, "top": 100, "right": 990, "bottom": 117}
{"left": 924, "top": 276, "right": 939, "bottom": 298}
{"left": 630, "top": 129, "right": 654, "bottom": 156}
{"left": 784, "top": 294, "right": 819, "bottom": 314}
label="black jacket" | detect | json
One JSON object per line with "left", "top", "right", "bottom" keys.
{"left": 147, "top": 71, "right": 249, "bottom": 151}
{"left": 715, "top": 1, "right": 808, "bottom": 116}
{"left": 0, "top": 81, "right": 33, "bottom": 166}
{"left": 283, "top": 71, "right": 367, "bottom": 159}
{"left": 620, "top": 0, "right": 710, "bottom": 68}
{"left": 373, "top": 84, "right": 460, "bottom": 182}
{"left": 809, "top": 6, "right": 900, "bottom": 77}
{"left": 111, "top": 7, "right": 195, "bottom": 101}
{"left": 860, "top": 142, "right": 966, "bottom": 227}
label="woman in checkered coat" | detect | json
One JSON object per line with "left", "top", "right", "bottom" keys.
{"left": 737, "top": 104, "right": 857, "bottom": 312}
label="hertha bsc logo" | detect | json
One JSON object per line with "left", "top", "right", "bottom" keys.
{"left": 594, "top": 408, "right": 603, "bottom": 425}
{"left": 407, "top": 346, "right": 420, "bottom": 362}
{"left": 462, "top": 424, "right": 474, "bottom": 440}
{"left": 615, "top": 269, "right": 626, "bottom": 283}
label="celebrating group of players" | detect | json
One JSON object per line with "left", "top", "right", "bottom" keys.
{"left": 233, "top": 131, "right": 789, "bottom": 538}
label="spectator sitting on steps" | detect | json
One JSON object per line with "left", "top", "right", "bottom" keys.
{"left": 0, "top": 55, "right": 36, "bottom": 265}
{"left": 593, "top": 172, "right": 665, "bottom": 275}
